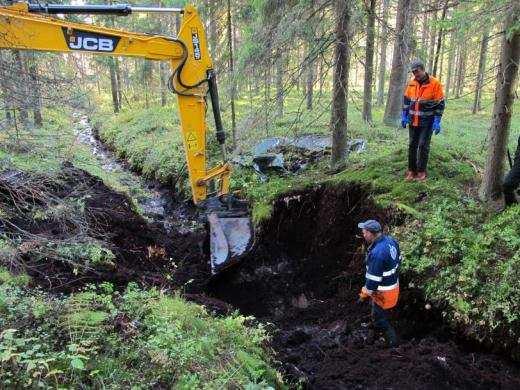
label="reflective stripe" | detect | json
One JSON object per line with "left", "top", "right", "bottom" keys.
{"left": 366, "top": 273, "right": 382, "bottom": 282}
{"left": 382, "top": 266, "right": 398, "bottom": 276}
{"left": 416, "top": 98, "right": 439, "bottom": 104}
{"left": 378, "top": 281, "right": 399, "bottom": 291}
{"left": 409, "top": 110, "right": 434, "bottom": 116}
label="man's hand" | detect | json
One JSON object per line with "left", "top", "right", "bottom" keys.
{"left": 358, "top": 287, "right": 371, "bottom": 303}
{"left": 401, "top": 110, "right": 410, "bottom": 128}
{"left": 433, "top": 116, "right": 442, "bottom": 135}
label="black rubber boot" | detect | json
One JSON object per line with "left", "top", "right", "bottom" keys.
{"left": 385, "top": 326, "right": 398, "bottom": 347}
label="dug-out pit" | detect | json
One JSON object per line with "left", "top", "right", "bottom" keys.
{"left": 208, "top": 183, "right": 520, "bottom": 389}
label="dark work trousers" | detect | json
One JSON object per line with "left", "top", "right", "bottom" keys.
{"left": 371, "top": 301, "right": 397, "bottom": 346}
{"left": 408, "top": 125, "right": 433, "bottom": 172}
{"left": 504, "top": 135, "right": 520, "bottom": 206}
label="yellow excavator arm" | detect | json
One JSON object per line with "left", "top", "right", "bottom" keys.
{"left": 0, "top": 2, "right": 253, "bottom": 274}
{"left": 0, "top": 1, "right": 229, "bottom": 204}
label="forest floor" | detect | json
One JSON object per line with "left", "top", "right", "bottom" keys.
{"left": 4, "top": 162, "right": 520, "bottom": 389}
{"left": 2, "top": 94, "right": 520, "bottom": 388}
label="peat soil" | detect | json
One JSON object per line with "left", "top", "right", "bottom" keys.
{"left": 209, "top": 184, "right": 520, "bottom": 389}
{"left": 3, "top": 129, "right": 520, "bottom": 388}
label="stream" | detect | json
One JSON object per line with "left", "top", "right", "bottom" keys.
{"left": 72, "top": 112, "right": 199, "bottom": 234}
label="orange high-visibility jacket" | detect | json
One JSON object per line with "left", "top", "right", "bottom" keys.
{"left": 403, "top": 75, "right": 445, "bottom": 127}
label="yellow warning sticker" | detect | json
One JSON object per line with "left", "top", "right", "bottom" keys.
{"left": 186, "top": 132, "right": 198, "bottom": 150}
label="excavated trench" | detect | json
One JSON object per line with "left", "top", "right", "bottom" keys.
{"left": 208, "top": 184, "right": 520, "bottom": 389}
{"left": 6, "top": 114, "right": 519, "bottom": 388}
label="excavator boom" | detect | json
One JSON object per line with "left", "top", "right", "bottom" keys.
{"left": 0, "top": 2, "right": 253, "bottom": 274}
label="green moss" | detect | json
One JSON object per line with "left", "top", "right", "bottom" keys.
{"left": 0, "top": 267, "right": 30, "bottom": 287}
{"left": 95, "top": 106, "right": 185, "bottom": 184}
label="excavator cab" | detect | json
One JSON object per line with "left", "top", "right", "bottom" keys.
{"left": 0, "top": 2, "right": 254, "bottom": 274}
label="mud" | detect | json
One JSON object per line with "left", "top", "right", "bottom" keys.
{"left": 209, "top": 184, "right": 520, "bottom": 389}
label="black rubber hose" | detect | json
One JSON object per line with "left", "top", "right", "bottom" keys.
{"left": 28, "top": 3, "right": 133, "bottom": 15}
{"left": 207, "top": 70, "right": 225, "bottom": 145}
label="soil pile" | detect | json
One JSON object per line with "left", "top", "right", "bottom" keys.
{"left": 0, "top": 165, "right": 209, "bottom": 291}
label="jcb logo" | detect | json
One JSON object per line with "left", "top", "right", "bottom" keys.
{"left": 62, "top": 28, "right": 119, "bottom": 53}
{"left": 69, "top": 37, "right": 114, "bottom": 52}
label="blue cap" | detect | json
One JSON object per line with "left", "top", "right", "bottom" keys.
{"left": 357, "top": 219, "right": 382, "bottom": 233}
{"left": 410, "top": 59, "right": 425, "bottom": 71}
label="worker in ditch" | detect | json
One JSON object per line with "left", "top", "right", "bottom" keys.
{"left": 358, "top": 220, "right": 400, "bottom": 347}
{"left": 402, "top": 60, "right": 445, "bottom": 181}
{"left": 503, "top": 135, "right": 520, "bottom": 207}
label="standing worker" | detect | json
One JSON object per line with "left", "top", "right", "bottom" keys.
{"left": 503, "top": 135, "right": 520, "bottom": 207}
{"left": 358, "top": 220, "right": 400, "bottom": 347}
{"left": 402, "top": 60, "right": 445, "bottom": 181}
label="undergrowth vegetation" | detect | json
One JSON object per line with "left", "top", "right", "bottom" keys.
{"left": 0, "top": 107, "right": 282, "bottom": 387}
{"left": 93, "top": 106, "right": 186, "bottom": 184}
{"left": 0, "top": 279, "right": 279, "bottom": 388}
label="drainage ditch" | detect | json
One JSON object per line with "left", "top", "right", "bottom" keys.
{"left": 62, "top": 115, "right": 520, "bottom": 388}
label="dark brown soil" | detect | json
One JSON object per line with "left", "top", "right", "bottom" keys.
{"left": 0, "top": 165, "right": 209, "bottom": 292}
{"left": 3, "top": 167, "right": 520, "bottom": 389}
{"left": 209, "top": 184, "right": 520, "bottom": 389}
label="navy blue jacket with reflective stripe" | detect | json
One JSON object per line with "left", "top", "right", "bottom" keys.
{"left": 364, "top": 235, "right": 401, "bottom": 292}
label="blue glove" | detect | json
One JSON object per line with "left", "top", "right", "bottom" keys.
{"left": 401, "top": 110, "right": 410, "bottom": 128}
{"left": 433, "top": 116, "right": 442, "bottom": 135}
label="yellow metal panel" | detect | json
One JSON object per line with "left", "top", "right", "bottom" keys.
{"left": 0, "top": 7, "right": 184, "bottom": 59}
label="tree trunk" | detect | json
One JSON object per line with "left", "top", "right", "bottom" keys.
{"left": 421, "top": 12, "right": 428, "bottom": 48}
{"left": 109, "top": 58, "right": 120, "bottom": 113}
{"left": 114, "top": 58, "right": 123, "bottom": 109}
{"left": 319, "top": 56, "right": 325, "bottom": 96}
{"left": 427, "top": 10, "right": 438, "bottom": 71}
{"left": 304, "top": 0, "right": 316, "bottom": 111}
{"left": 376, "top": 0, "right": 390, "bottom": 106}
{"left": 207, "top": 0, "right": 218, "bottom": 57}
{"left": 472, "top": 27, "right": 490, "bottom": 113}
{"left": 0, "top": 51, "right": 14, "bottom": 128}
{"left": 306, "top": 43, "right": 315, "bottom": 110}
{"left": 445, "top": 33, "right": 456, "bottom": 97}
{"left": 432, "top": 2, "right": 448, "bottom": 76}
{"left": 479, "top": 4, "right": 520, "bottom": 201}
{"left": 26, "top": 52, "right": 42, "bottom": 127}
{"left": 160, "top": 61, "right": 168, "bottom": 107}
{"left": 383, "top": 0, "right": 412, "bottom": 126}
{"left": 438, "top": 33, "right": 445, "bottom": 81}
{"left": 362, "top": 0, "right": 376, "bottom": 123}
{"left": 13, "top": 50, "right": 28, "bottom": 126}
{"left": 330, "top": 0, "right": 352, "bottom": 171}
{"left": 226, "top": 0, "right": 236, "bottom": 149}
{"left": 264, "top": 63, "right": 271, "bottom": 135}
{"left": 275, "top": 56, "right": 284, "bottom": 117}
{"left": 455, "top": 36, "right": 467, "bottom": 98}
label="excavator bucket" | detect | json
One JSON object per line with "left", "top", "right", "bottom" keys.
{"left": 206, "top": 197, "right": 254, "bottom": 274}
